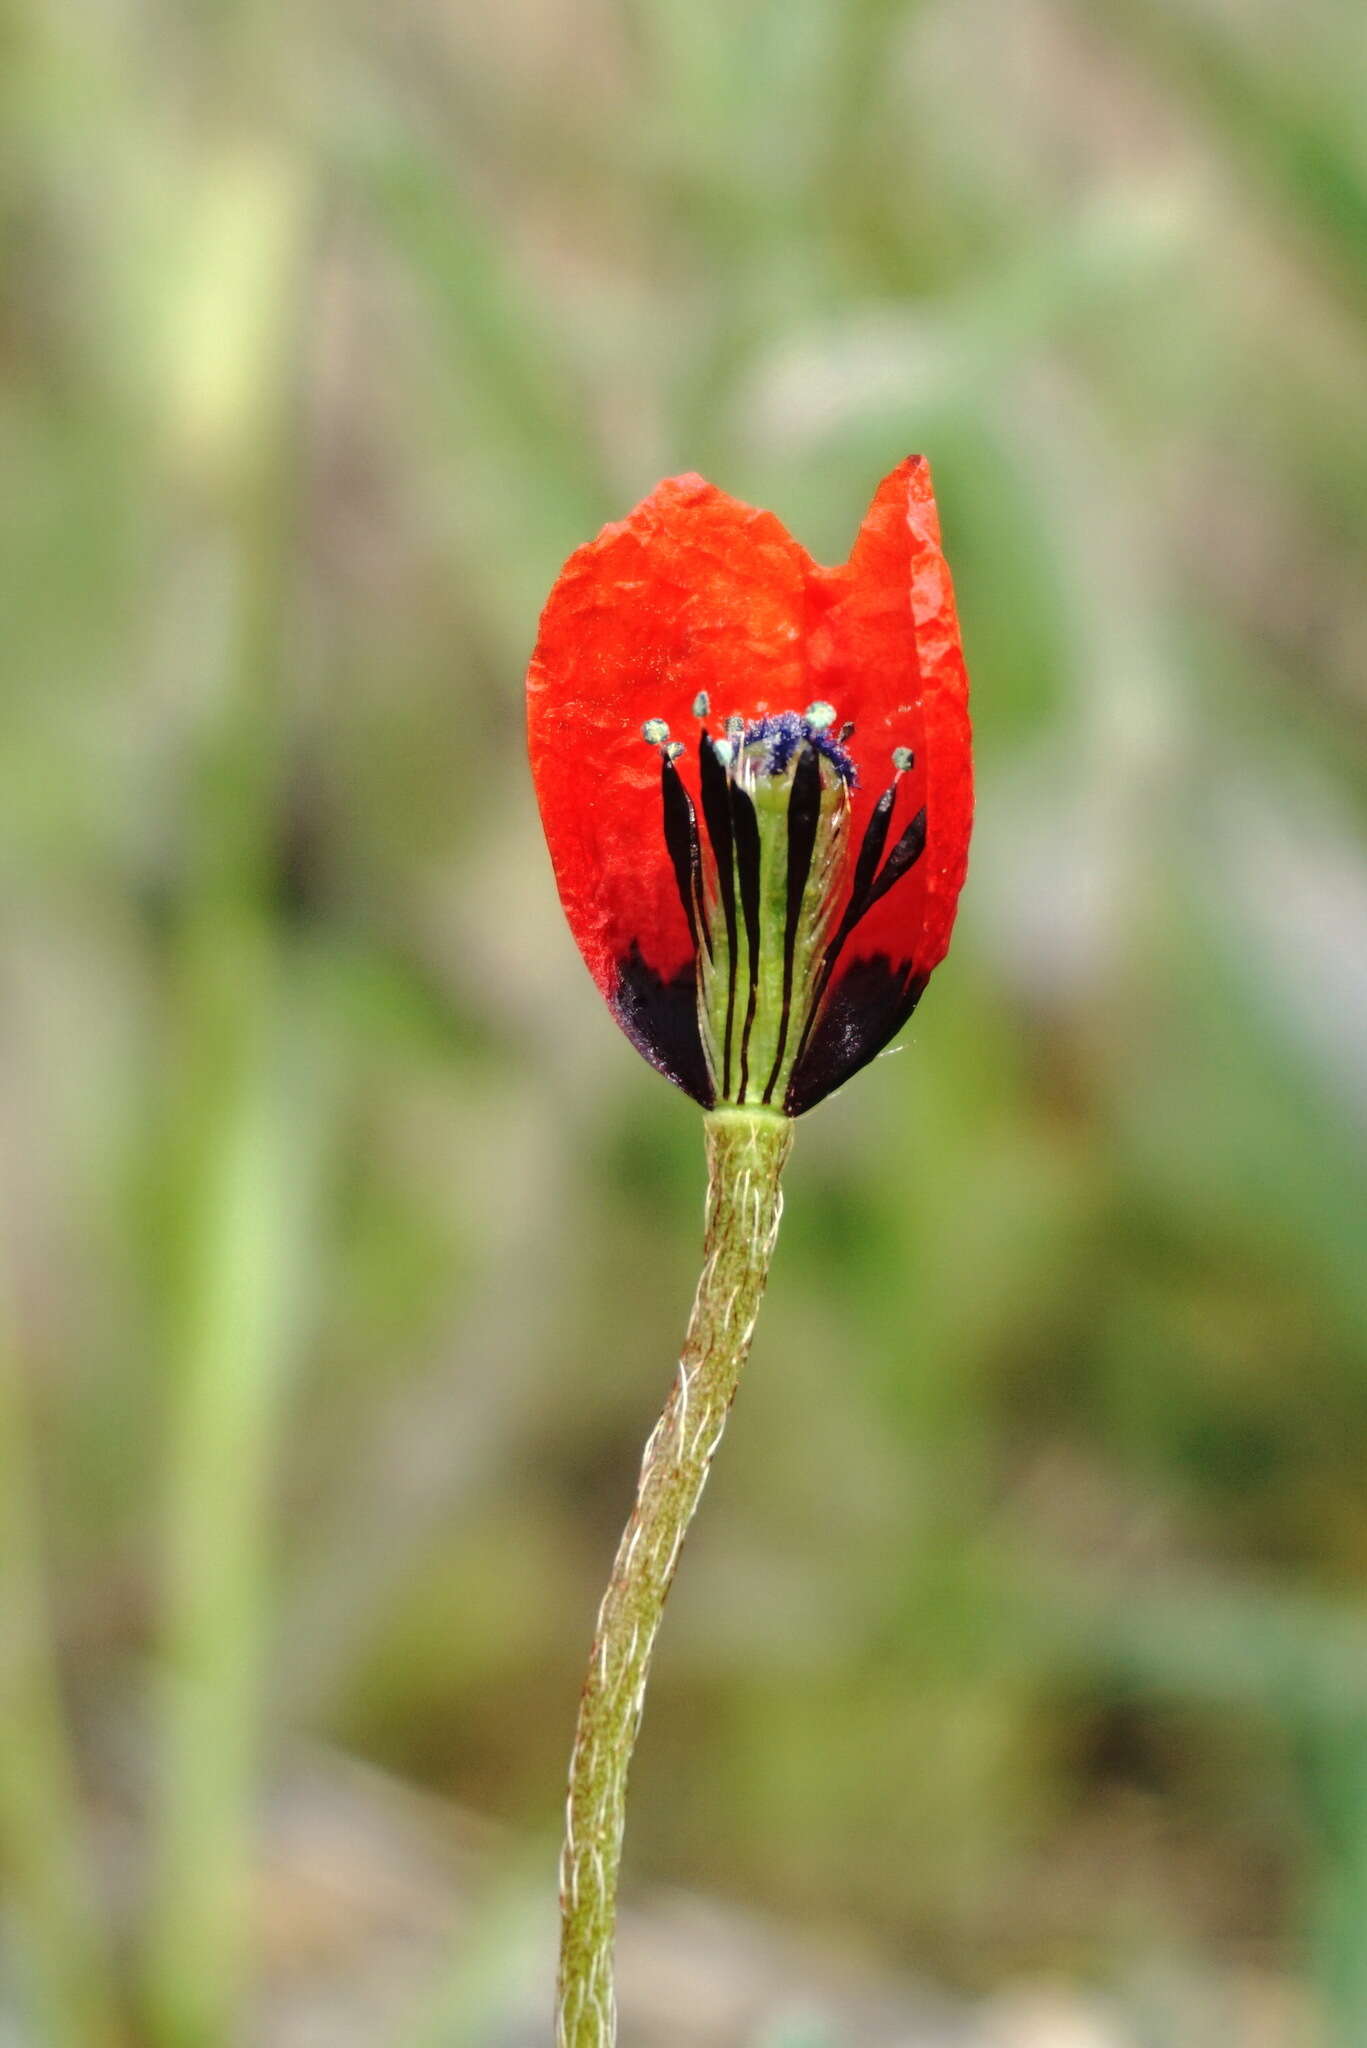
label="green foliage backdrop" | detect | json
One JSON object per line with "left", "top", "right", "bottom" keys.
{"left": 1, "top": 0, "right": 1364, "bottom": 2041}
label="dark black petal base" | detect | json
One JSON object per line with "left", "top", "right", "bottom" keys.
{"left": 611, "top": 942, "right": 715, "bottom": 1107}
{"left": 784, "top": 956, "right": 929, "bottom": 1117}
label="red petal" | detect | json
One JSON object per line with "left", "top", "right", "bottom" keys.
{"left": 527, "top": 474, "right": 811, "bottom": 998}
{"left": 527, "top": 461, "right": 972, "bottom": 1107}
{"left": 809, "top": 455, "right": 972, "bottom": 982}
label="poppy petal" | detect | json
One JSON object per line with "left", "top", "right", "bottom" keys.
{"left": 527, "top": 475, "right": 811, "bottom": 1099}
{"left": 527, "top": 461, "right": 971, "bottom": 1112}
{"left": 787, "top": 457, "right": 972, "bottom": 1112}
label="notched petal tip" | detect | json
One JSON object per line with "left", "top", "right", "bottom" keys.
{"left": 841, "top": 453, "right": 942, "bottom": 569}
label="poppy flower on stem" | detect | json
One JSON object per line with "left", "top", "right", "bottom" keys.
{"left": 528, "top": 454, "right": 971, "bottom": 1118}
{"left": 528, "top": 460, "right": 972, "bottom": 2045}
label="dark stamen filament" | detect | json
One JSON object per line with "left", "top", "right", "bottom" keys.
{"left": 698, "top": 736, "right": 739, "bottom": 1097}
{"left": 657, "top": 719, "right": 921, "bottom": 1111}
{"left": 847, "top": 780, "right": 898, "bottom": 915}
{"left": 862, "top": 807, "right": 927, "bottom": 911}
{"left": 789, "top": 772, "right": 927, "bottom": 1087}
{"left": 660, "top": 756, "right": 711, "bottom": 962}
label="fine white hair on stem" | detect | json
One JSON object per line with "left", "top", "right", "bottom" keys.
{"left": 555, "top": 1107, "right": 793, "bottom": 2045}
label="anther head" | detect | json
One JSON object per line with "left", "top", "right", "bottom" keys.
{"left": 805, "top": 701, "right": 836, "bottom": 732}
{"left": 642, "top": 717, "right": 670, "bottom": 746}
{"left": 692, "top": 692, "right": 710, "bottom": 720}
{"left": 892, "top": 745, "right": 914, "bottom": 773}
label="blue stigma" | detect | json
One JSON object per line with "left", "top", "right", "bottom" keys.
{"left": 743, "top": 711, "right": 858, "bottom": 787}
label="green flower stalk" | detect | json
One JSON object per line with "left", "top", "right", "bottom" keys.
{"left": 528, "top": 460, "right": 972, "bottom": 2039}
{"left": 557, "top": 1108, "right": 792, "bottom": 2040}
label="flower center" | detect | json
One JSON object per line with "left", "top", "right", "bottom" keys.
{"left": 643, "top": 697, "right": 924, "bottom": 1111}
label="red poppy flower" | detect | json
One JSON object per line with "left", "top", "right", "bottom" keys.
{"left": 526, "top": 458, "right": 973, "bottom": 1115}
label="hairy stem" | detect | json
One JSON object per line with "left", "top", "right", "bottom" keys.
{"left": 556, "top": 1105, "right": 794, "bottom": 2046}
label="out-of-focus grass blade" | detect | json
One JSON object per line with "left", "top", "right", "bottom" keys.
{"left": 342, "top": 118, "right": 610, "bottom": 609}
{"left": 1299, "top": 1716, "right": 1367, "bottom": 2039}
{"left": 735, "top": 185, "right": 1190, "bottom": 469}
{"left": 399, "top": 1840, "right": 552, "bottom": 2048}
{"left": 0, "top": 1308, "right": 124, "bottom": 2048}
{"left": 140, "top": 136, "right": 318, "bottom": 2048}
{"left": 1031, "top": 1570, "right": 1367, "bottom": 1728}
{"left": 1076, "top": 0, "right": 1367, "bottom": 313}
{"left": 143, "top": 964, "right": 309, "bottom": 2045}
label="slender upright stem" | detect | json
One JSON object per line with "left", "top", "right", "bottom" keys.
{"left": 556, "top": 1105, "right": 794, "bottom": 2046}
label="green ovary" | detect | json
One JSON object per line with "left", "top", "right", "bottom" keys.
{"left": 699, "top": 761, "right": 848, "bottom": 1111}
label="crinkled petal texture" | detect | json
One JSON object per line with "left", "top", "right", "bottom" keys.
{"left": 526, "top": 459, "right": 972, "bottom": 1112}
{"left": 787, "top": 459, "right": 973, "bottom": 1111}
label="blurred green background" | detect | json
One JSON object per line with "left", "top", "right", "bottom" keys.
{"left": 2, "top": 0, "right": 1365, "bottom": 2043}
